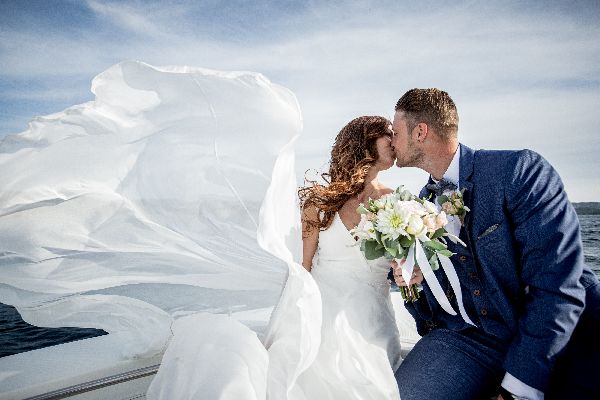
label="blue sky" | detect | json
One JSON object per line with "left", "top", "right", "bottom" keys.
{"left": 1, "top": 0, "right": 599, "bottom": 200}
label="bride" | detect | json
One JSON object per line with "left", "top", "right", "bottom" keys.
{"left": 272, "top": 116, "right": 407, "bottom": 399}
{"left": 0, "top": 61, "right": 418, "bottom": 399}
{"left": 149, "top": 115, "right": 416, "bottom": 400}
{"left": 147, "top": 115, "right": 420, "bottom": 400}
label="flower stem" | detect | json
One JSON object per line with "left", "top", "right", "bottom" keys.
{"left": 400, "top": 284, "right": 420, "bottom": 302}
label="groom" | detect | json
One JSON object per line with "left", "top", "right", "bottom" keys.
{"left": 390, "top": 88, "right": 600, "bottom": 400}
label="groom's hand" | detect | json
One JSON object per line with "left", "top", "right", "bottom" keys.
{"left": 391, "top": 259, "right": 423, "bottom": 286}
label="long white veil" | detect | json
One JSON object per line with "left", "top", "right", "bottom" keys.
{"left": 0, "top": 61, "right": 307, "bottom": 359}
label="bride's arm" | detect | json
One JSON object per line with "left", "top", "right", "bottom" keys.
{"left": 301, "top": 206, "right": 319, "bottom": 272}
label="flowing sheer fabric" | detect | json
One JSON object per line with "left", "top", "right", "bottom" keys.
{"left": 147, "top": 210, "right": 406, "bottom": 400}
{"left": 0, "top": 61, "right": 305, "bottom": 359}
{"left": 1, "top": 62, "right": 418, "bottom": 399}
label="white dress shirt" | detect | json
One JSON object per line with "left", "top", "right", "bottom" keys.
{"left": 432, "top": 145, "right": 544, "bottom": 400}
{"left": 432, "top": 146, "right": 461, "bottom": 237}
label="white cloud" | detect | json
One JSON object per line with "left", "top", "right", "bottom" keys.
{"left": 1, "top": 0, "right": 599, "bottom": 200}
{"left": 84, "top": 0, "right": 161, "bottom": 37}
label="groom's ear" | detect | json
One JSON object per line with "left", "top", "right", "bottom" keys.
{"left": 415, "top": 122, "right": 429, "bottom": 143}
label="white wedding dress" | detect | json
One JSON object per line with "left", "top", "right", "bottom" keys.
{"left": 148, "top": 212, "right": 403, "bottom": 400}
{"left": 280, "top": 212, "right": 402, "bottom": 399}
{"left": 0, "top": 61, "right": 413, "bottom": 400}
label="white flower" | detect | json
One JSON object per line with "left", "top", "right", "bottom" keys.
{"left": 376, "top": 208, "right": 408, "bottom": 240}
{"left": 374, "top": 194, "right": 395, "bottom": 211}
{"left": 422, "top": 200, "right": 438, "bottom": 214}
{"left": 406, "top": 214, "right": 427, "bottom": 236}
{"left": 442, "top": 188, "right": 456, "bottom": 196}
{"left": 352, "top": 214, "right": 377, "bottom": 240}
{"left": 396, "top": 199, "right": 427, "bottom": 217}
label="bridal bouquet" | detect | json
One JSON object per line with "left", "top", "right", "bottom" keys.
{"left": 351, "top": 187, "right": 471, "bottom": 319}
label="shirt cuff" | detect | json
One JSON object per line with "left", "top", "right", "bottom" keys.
{"left": 501, "top": 372, "right": 544, "bottom": 400}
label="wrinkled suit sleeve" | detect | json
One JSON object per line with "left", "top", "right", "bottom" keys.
{"left": 502, "top": 150, "right": 585, "bottom": 391}
{"left": 402, "top": 291, "right": 434, "bottom": 337}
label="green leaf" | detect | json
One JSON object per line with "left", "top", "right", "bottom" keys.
{"left": 385, "top": 246, "right": 398, "bottom": 257}
{"left": 423, "top": 240, "right": 446, "bottom": 251}
{"left": 430, "top": 228, "right": 445, "bottom": 240}
{"left": 375, "top": 230, "right": 383, "bottom": 244}
{"left": 399, "top": 236, "right": 413, "bottom": 248}
{"left": 438, "top": 195, "right": 449, "bottom": 205}
{"left": 437, "top": 249, "right": 454, "bottom": 258}
{"left": 357, "top": 204, "right": 369, "bottom": 215}
{"left": 423, "top": 246, "right": 434, "bottom": 260}
{"left": 428, "top": 253, "right": 440, "bottom": 271}
{"left": 396, "top": 246, "right": 407, "bottom": 259}
{"left": 364, "top": 240, "right": 385, "bottom": 259}
{"left": 383, "top": 237, "right": 397, "bottom": 249}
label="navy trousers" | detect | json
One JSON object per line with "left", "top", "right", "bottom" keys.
{"left": 395, "top": 328, "right": 506, "bottom": 400}
{"left": 396, "top": 283, "right": 600, "bottom": 400}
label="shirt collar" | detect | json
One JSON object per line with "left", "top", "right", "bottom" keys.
{"left": 430, "top": 146, "right": 460, "bottom": 188}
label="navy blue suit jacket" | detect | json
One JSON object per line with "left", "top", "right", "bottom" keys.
{"left": 408, "top": 144, "right": 597, "bottom": 391}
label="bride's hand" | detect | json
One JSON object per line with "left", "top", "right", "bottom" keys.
{"left": 391, "top": 259, "right": 423, "bottom": 286}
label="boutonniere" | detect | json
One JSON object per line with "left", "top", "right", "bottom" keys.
{"left": 437, "top": 189, "right": 470, "bottom": 225}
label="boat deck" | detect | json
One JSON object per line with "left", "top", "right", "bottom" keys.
{"left": 0, "top": 293, "right": 419, "bottom": 399}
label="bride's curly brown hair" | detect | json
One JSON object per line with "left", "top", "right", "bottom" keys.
{"left": 299, "top": 115, "right": 392, "bottom": 232}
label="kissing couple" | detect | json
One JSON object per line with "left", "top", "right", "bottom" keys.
{"left": 288, "top": 88, "right": 600, "bottom": 400}
{"left": 147, "top": 86, "right": 600, "bottom": 400}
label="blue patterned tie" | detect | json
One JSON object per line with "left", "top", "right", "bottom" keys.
{"left": 426, "top": 178, "right": 457, "bottom": 197}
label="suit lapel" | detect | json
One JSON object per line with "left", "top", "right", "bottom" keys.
{"left": 458, "top": 144, "right": 476, "bottom": 237}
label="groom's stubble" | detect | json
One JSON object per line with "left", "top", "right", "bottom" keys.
{"left": 392, "top": 112, "right": 425, "bottom": 169}
{"left": 395, "top": 136, "right": 424, "bottom": 168}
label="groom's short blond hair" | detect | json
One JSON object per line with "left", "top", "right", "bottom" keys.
{"left": 395, "top": 88, "right": 459, "bottom": 141}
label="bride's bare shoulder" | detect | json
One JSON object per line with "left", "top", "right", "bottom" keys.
{"left": 378, "top": 187, "right": 395, "bottom": 197}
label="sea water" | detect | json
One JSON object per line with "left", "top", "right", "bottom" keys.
{"left": 1, "top": 214, "right": 599, "bottom": 358}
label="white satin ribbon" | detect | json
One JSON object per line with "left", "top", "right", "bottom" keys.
{"left": 400, "top": 238, "right": 476, "bottom": 327}
{"left": 411, "top": 240, "right": 456, "bottom": 316}
{"left": 444, "top": 231, "right": 466, "bottom": 247}
{"left": 398, "top": 246, "right": 415, "bottom": 289}
{"left": 436, "top": 252, "right": 476, "bottom": 326}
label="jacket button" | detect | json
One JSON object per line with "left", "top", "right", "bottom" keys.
{"left": 459, "top": 255, "right": 468, "bottom": 262}
{"left": 473, "top": 289, "right": 481, "bottom": 296}
{"left": 480, "top": 308, "right": 488, "bottom": 316}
